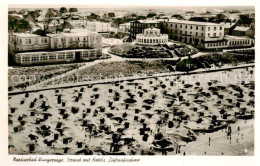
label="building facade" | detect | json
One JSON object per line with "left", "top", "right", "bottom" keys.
{"left": 162, "top": 19, "right": 254, "bottom": 49}
{"left": 136, "top": 28, "right": 168, "bottom": 45}
{"left": 162, "top": 19, "right": 224, "bottom": 48}
{"left": 85, "top": 21, "right": 117, "bottom": 33}
{"left": 15, "top": 49, "right": 101, "bottom": 65}
{"left": 119, "top": 23, "right": 130, "bottom": 33}
{"left": 8, "top": 33, "right": 50, "bottom": 52}
{"left": 8, "top": 29, "right": 102, "bottom": 65}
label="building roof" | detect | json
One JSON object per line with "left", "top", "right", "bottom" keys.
{"left": 134, "top": 20, "right": 161, "bottom": 24}
{"left": 12, "top": 33, "right": 40, "bottom": 38}
{"left": 220, "top": 22, "right": 235, "bottom": 28}
{"left": 165, "top": 19, "right": 221, "bottom": 26}
{"left": 120, "top": 23, "right": 131, "bottom": 26}
{"left": 224, "top": 35, "right": 251, "bottom": 40}
{"left": 58, "top": 21, "right": 74, "bottom": 30}
{"left": 233, "top": 26, "right": 251, "bottom": 32}
{"left": 62, "top": 31, "right": 97, "bottom": 37}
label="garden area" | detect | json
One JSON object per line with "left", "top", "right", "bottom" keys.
{"left": 109, "top": 44, "right": 172, "bottom": 58}
{"left": 167, "top": 43, "right": 199, "bottom": 57}
{"left": 197, "top": 50, "right": 255, "bottom": 67}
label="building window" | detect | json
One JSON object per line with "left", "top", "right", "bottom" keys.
{"left": 185, "top": 31, "right": 187, "bottom": 35}
{"left": 196, "top": 32, "right": 198, "bottom": 36}
{"left": 220, "top": 32, "right": 222, "bottom": 36}
{"left": 208, "top": 27, "right": 210, "bottom": 31}
{"left": 214, "top": 27, "right": 216, "bottom": 31}
{"left": 28, "top": 39, "right": 31, "bottom": 44}
{"left": 213, "top": 33, "right": 216, "bottom": 37}
{"left": 190, "top": 26, "right": 193, "bottom": 29}
{"left": 185, "top": 25, "right": 187, "bottom": 29}
{"left": 208, "top": 33, "right": 210, "bottom": 37}
{"left": 196, "top": 26, "right": 198, "bottom": 30}
{"left": 180, "top": 30, "right": 182, "bottom": 34}
{"left": 201, "top": 33, "right": 204, "bottom": 36}
{"left": 175, "top": 24, "right": 177, "bottom": 28}
{"left": 171, "top": 24, "right": 172, "bottom": 27}
{"left": 202, "top": 27, "right": 204, "bottom": 31}
{"left": 180, "top": 25, "right": 182, "bottom": 28}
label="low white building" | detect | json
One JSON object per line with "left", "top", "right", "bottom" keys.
{"left": 136, "top": 28, "right": 168, "bottom": 45}
{"left": 15, "top": 48, "right": 101, "bottom": 65}
{"left": 119, "top": 23, "right": 130, "bottom": 33}
{"left": 85, "top": 21, "right": 117, "bottom": 33}
{"left": 204, "top": 35, "right": 253, "bottom": 49}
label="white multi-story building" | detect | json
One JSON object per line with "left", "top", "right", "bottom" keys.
{"left": 163, "top": 19, "right": 224, "bottom": 47}
{"left": 8, "top": 29, "right": 102, "bottom": 65}
{"left": 136, "top": 28, "right": 168, "bottom": 45}
{"left": 8, "top": 33, "right": 50, "bottom": 52}
{"left": 162, "top": 19, "right": 254, "bottom": 49}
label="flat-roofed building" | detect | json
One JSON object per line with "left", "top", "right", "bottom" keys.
{"left": 204, "top": 35, "right": 253, "bottom": 49}
{"left": 15, "top": 48, "right": 102, "bottom": 65}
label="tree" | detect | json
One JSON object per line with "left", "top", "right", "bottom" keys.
{"left": 14, "top": 19, "right": 31, "bottom": 32}
{"left": 33, "top": 29, "right": 47, "bottom": 36}
{"left": 69, "top": 8, "right": 78, "bottom": 13}
{"left": 59, "top": 7, "right": 68, "bottom": 13}
{"left": 189, "top": 17, "right": 207, "bottom": 22}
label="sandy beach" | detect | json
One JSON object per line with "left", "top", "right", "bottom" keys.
{"left": 8, "top": 66, "right": 254, "bottom": 155}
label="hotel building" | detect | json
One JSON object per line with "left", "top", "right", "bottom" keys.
{"left": 8, "top": 29, "right": 102, "bottom": 65}
{"left": 162, "top": 19, "right": 254, "bottom": 49}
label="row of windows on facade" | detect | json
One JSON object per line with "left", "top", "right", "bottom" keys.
{"left": 20, "top": 38, "right": 48, "bottom": 44}
{"left": 137, "top": 38, "right": 167, "bottom": 43}
{"left": 206, "top": 40, "right": 251, "bottom": 47}
{"left": 168, "top": 29, "right": 222, "bottom": 37}
{"left": 131, "top": 23, "right": 159, "bottom": 28}
{"left": 20, "top": 51, "right": 98, "bottom": 62}
{"left": 165, "top": 23, "right": 222, "bottom": 31}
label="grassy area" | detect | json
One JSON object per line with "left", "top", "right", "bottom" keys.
{"left": 175, "top": 51, "right": 255, "bottom": 72}
{"left": 198, "top": 51, "right": 255, "bottom": 66}
{"left": 110, "top": 43, "right": 172, "bottom": 58}
{"left": 109, "top": 43, "right": 136, "bottom": 55}
{"left": 44, "top": 60, "right": 176, "bottom": 85}
{"left": 8, "top": 63, "right": 85, "bottom": 91}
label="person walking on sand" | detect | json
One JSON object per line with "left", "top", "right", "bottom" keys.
{"left": 209, "top": 137, "right": 211, "bottom": 146}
